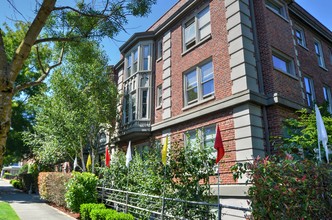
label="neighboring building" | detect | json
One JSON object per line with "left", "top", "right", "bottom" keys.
{"left": 111, "top": 0, "right": 332, "bottom": 218}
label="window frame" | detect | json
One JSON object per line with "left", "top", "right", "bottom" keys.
{"left": 124, "top": 42, "right": 153, "bottom": 79}
{"left": 314, "top": 39, "right": 325, "bottom": 68}
{"left": 265, "top": 0, "right": 287, "bottom": 19}
{"left": 183, "top": 60, "right": 214, "bottom": 106}
{"left": 156, "top": 85, "right": 162, "bottom": 108}
{"left": 294, "top": 26, "right": 306, "bottom": 48}
{"left": 182, "top": 4, "right": 211, "bottom": 52}
{"left": 323, "top": 86, "right": 332, "bottom": 113}
{"left": 157, "top": 39, "right": 163, "bottom": 60}
{"left": 329, "top": 48, "right": 332, "bottom": 65}
{"left": 184, "top": 125, "right": 216, "bottom": 159}
{"left": 304, "top": 76, "right": 315, "bottom": 107}
{"left": 272, "top": 50, "right": 296, "bottom": 76}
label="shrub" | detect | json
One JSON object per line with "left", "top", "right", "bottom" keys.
{"left": 10, "top": 180, "right": 22, "bottom": 189}
{"left": 38, "top": 172, "right": 71, "bottom": 206}
{"left": 65, "top": 172, "right": 98, "bottom": 213}
{"left": 90, "top": 209, "right": 116, "bottom": 220}
{"left": 3, "top": 173, "right": 15, "bottom": 179}
{"left": 232, "top": 155, "right": 332, "bottom": 219}
{"left": 80, "top": 203, "right": 106, "bottom": 220}
{"left": 105, "top": 212, "right": 134, "bottom": 220}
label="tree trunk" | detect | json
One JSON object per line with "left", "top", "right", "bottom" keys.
{"left": 0, "top": 0, "right": 57, "bottom": 169}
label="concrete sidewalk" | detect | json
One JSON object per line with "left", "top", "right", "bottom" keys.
{"left": 0, "top": 178, "right": 76, "bottom": 220}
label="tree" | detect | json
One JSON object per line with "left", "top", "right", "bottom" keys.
{"left": 0, "top": 0, "right": 156, "bottom": 169}
{"left": 23, "top": 41, "right": 117, "bottom": 169}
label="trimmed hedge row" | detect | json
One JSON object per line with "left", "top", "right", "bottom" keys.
{"left": 80, "top": 203, "right": 134, "bottom": 220}
{"left": 38, "top": 172, "right": 71, "bottom": 207}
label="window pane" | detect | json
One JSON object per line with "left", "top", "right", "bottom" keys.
{"left": 202, "top": 80, "right": 214, "bottom": 97}
{"left": 273, "top": 55, "right": 288, "bottom": 73}
{"left": 204, "top": 126, "right": 215, "bottom": 148}
{"left": 157, "top": 86, "right": 162, "bottom": 107}
{"left": 157, "top": 40, "right": 163, "bottom": 59}
{"left": 186, "top": 70, "right": 197, "bottom": 89}
{"left": 201, "top": 62, "right": 213, "bottom": 82}
{"left": 142, "top": 90, "right": 148, "bottom": 118}
{"left": 185, "top": 19, "right": 196, "bottom": 44}
{"left": 198, "top": 6, "right": 210, "bottom": 28}
{"left": 314, "top": 42, "right": 320, "bottom": 55}
{"left": 186, "top": 130, "right": 200, "bottom": 150}
{"left": 131, "top": 93, "right": 136, "bottom": 120}
{"left": 143, "top": 45, "right": 150, "bottom": 70}
{"left": 187, "top": 87, "right": 198, "bottom": 102}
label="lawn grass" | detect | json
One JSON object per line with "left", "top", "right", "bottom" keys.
{"left": 0, "top": 202, "right": 20, "bottom": 220}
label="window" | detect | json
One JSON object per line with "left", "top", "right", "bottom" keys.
{"left": 272, "top": 52, "right": 295, "bottom": 76}
{"left": 157, "top": 40, "right": 163, "bottom": 60}
{"left": 183, "top": 5, "right": 211, "bottom": 51}
{"left": 125, "top": 43, "right": 152, "bottom": 78}
{"left": 142, "top": 45, "right": 150, "bottom": 70}
{"left": 141, "top": 90, "right": 148, "bottom": 118}
{"left": 265, "top": 0, "right": 287, "bottom": 18}
{"left": 323, "top": 86, "right": 332, "bottom": 113}
{"left": 185, "top": 125, "right": 216, "bottom": 158}
{"left": 329, "top": 48, "right": 332, "bottom": 64}
{"left": 156, "top": 85, "right": 162, "bottom": 107}
{"left": 304, "top": 77, "right": 315, "bottom": 107}
{"left": 314, "top": 39, "right": 325, "bottom": 67}
{"left": 184, "top": 60, "right": 214, "bottom": 106}
{"left": 295, "top": 27, "right": 306, "bottom": 47}
{"left": 131, "top": 93, "right": 136, "bottom": 120}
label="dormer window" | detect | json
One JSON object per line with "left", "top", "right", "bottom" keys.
{"left": 125, "top": 42, "right": 152, "bottom": 79}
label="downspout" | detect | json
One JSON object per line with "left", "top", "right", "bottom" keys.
{"left": 249, "top": 0, "right": 271, "bottom": 155}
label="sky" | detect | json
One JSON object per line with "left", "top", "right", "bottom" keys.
{"left": 0, "top": 0, "right": 331, "bottom": 64}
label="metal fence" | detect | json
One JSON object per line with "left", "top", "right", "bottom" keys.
{"left": 97, "top": 186, "right": 250, "bottom": 220}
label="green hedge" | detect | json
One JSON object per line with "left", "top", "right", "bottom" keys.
{"left": 90, "top": 209, "right": 116, "bottom": 220}
{"left": 3, "top": 173, "right": 15, "bottom": 179}
{"left": 38, "top": 172, "right": 71, "bottom": 207}
{"left": 80, "top": 203, "right": 106, "bottom": 220}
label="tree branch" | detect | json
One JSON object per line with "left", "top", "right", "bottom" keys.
{"left": 10, "top": 0, "right": 57, "bottom": 82}
{"left": 53, "top": 6, "right": 110, "bottom": 19}
{"left": 34, "top": 36, "right": 81, "bottom": 45}
{"left": 0, "top": 29, "right": 8, "bottom": 72}
{"left": 14, "top": 46, "right": 65, "bottom": 94}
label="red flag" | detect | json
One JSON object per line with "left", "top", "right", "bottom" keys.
{"left": 214, "top": 125, "right": 225, "bottom": 164}
{"left": 105, "top": 146, "right": 110, "bottom": 167}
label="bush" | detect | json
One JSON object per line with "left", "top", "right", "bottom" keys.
{"left": 80, "top": 203, "right": 106, "bottom": 220}
{"left": 90, "top": 209, "right": 116, "bottom": 220}
{"left": 65, "top": 172, "right": 98, "bottom": 213}
{"left": 3, "top": 173, "right": 15, "bottom": 179}
{"left": 38, "top": 172, "right": 71, "bottom": 206}
{"left": 232, "top": 155, "right": 332, "bottom": 219}
{"left": 10, "top": 180, "right": 22, "bottom": 189}
{"left": 105, "top": 212, "right": 134, "bottom": 220}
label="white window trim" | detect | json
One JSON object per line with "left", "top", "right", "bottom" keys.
{"left": 157, "top": 39, "right": 163, "bottom": 61}
{"left": 272, "top": 49, "right": 296, "bottom": 77}
{"left": 304, "top": 76, "right": 315, "bottom": 108}
{"left": 265, "top": 0, "right": 288, "bottom": 20}
{"left": 183, "top": 60, "right": 214, "bottom": 107}
{"left": 314, "top": 39, "right": 325, "bottom": 68}
{"left": 182, "top": 4, "right": 211, "bottom": 52}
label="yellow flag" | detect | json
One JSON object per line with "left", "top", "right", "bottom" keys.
{"left": 161, "top": 135, "right": 168, "bottom": 165}
{"left": 86, "top": 154, "right": 92, "bottom": 171}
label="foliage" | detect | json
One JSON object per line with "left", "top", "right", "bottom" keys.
{"left": 18, "top": 164, "right": 29, "bottom": 175}
{"left": 89, "top": 209, "right": 116, "bottom": 220}
{"left": 98, "top": 138, "right": 215, "bottom": 219}
{"left": 80, "top": 203, "right": 106, "bottom": 220}
{"left": 23, "top": 41, "right": 117, "bottom": 168}
{"left": 38, "top": 172, "right": 71, "bottom": 207}
{"left": 232, "top": 155, "right": 332, "bottom": 219}
{"left": 105, "top": 212, "right": 134, "bottom": 220}
{"left": 3, "top": 173, "right": 15, "bottom": 179}
{"left": 18, "top": 173, "right": 37, "bottom": 193}
{"left": 10, "top": 179, "right": 22, "bottom": 190}
{"left": 0, "top": 202, "right": 20, "bottom": 220}
{"left": 274, "top": 106, "right": 332, "bottom": 162}
{"left": 65, "top": 172, "right": 98, "bottom": 213}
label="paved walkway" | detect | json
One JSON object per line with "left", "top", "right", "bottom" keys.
{"left": 0, "top": 178, "right": 75, "bottom": 220}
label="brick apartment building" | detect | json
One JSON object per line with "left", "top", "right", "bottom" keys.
{"left": 111, "top": 0, "right": 332, "bottom": 217}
